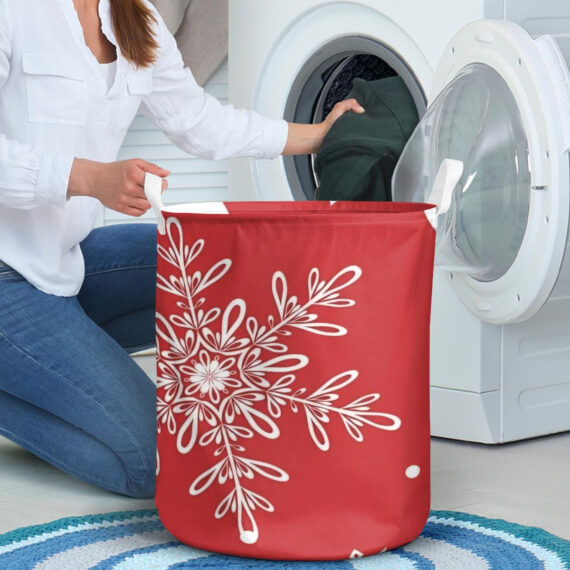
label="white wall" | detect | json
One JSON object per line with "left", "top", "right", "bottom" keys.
{"left": 103, "top": 60, "right": 229, "bottom": 226}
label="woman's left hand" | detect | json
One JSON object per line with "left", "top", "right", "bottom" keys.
{"left": 283, "top": 98, "right": 365, "bottom": 156}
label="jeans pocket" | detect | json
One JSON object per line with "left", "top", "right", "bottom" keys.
{"left": 0, "top": 268, "right": 24, "bottom": 282}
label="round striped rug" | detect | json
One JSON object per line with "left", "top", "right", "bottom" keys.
{"left": 0, "top": 509, "right": 568, "bottom": 569}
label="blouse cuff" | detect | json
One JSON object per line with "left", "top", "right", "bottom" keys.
{"left": 261, "top": 118, "right": 289, "bottom": 160}
{"left": 37, "top": 153, "right": 75, "bottom": 207}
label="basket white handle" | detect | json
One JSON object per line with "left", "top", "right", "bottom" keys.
{"left": 144, "top": 172, "right": 166, "bottom": 235}
{"left": 426, "top": 158, "right": 463, "bottom": 227}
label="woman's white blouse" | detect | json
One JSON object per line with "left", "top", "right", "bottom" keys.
{"left": 0, "top": 0, "right": 288, "bottom": 296}
{"left": 100, "top": 60, "right": 117, "bottom": 94}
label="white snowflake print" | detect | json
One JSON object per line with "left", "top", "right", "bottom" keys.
{"left": 156, "top": 217, "right": 402, "bottom": 545}
{"left": 182, "top": 351, "right": 239, "bottom": 404}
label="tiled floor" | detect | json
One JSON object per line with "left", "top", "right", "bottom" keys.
{"left": 1, "top": 431, "right": 569, "bottom": 539}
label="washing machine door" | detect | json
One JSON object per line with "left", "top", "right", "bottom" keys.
{"left": 393, "top": 20, "right": 570, "bottom": 325}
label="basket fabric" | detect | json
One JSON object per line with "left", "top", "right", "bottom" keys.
{"left": 155, "top": 201, "right": 435, "bottom": 560}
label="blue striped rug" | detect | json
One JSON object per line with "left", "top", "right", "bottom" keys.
{"left": 0, "top": 509, "right": 568, "bottom": 569}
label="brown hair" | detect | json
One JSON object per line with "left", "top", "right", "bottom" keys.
{"left": 109, "top": 0, "right": 159, "bottom": 68}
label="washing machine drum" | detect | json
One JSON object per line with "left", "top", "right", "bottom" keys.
{"left": 393, "top": 20, "right": 570, "bottom": 325}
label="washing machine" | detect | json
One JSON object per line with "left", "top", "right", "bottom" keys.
{"left": 227, "top": 0, "right": 570, "bottom": 443}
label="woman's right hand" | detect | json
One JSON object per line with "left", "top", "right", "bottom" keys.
{"left": 67, "top": 158, "right": 170, "bottom": 216}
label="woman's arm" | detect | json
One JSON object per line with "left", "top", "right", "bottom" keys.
{"left": 139, "top": 7, "right": 365, "bottom": 163}
{"left": 66, "top": 96, "right": 365, "bottom": 216}
{"left": 283, "top": 98, "right": 365, "bottom": 155}
{"left": 67, "top": 158, "right": 169, "bottom": 217}
{"left": 66, "top": 95, "right": 363, "bottom": 216}
{"left": 0, "top": 3, "right": 74, "bottom": 210}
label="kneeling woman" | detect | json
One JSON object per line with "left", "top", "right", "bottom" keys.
{"left": 0, "top": 0, "right": 363, "bottom": 497}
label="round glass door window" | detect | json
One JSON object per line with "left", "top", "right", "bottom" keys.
{"left": 393, "top": 63, "right": 531, "bottom": 282}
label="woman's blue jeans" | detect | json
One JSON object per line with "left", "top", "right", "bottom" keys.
{"left": 0, "top": 224, "right": 157, "bottom": 498}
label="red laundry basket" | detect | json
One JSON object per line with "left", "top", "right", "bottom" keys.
{"left": 154, "top": 200, "right": 435, "bottom": 560}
